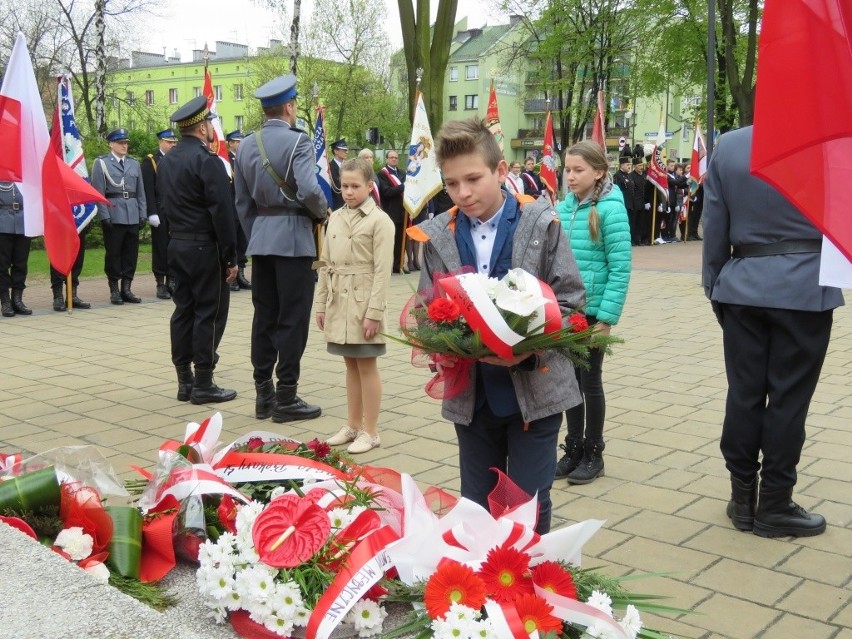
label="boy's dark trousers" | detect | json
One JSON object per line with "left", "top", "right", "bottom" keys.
{"left": 454, "top": 405, "right": 562, "bottom": 535}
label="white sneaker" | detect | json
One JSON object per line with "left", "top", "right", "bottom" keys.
{"left": 654, "top": 237, "right": 667, "bottom": 245}
{"left": 347, "top": 431, "right": 381, "bottom": 454}
{"left": 326, "top": 426, "right": 358, "bottom": 446}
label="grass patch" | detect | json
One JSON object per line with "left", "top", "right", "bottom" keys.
{"left": 26, "top": 245, "right": 153, "bottom": 284}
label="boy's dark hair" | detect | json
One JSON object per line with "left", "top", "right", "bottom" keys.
{"left": 340, "top": 158, "right": 373, "bottom": 184}
{"left": 435, "top": 118, "right": 502, "bottom": 170}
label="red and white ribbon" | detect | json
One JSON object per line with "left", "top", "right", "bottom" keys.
{"left": 535, "top": 584, "right": 629, "bottom": 639}
{"left": 213, "top": 452, "right": 350, "bottom": 483}
{"left": 147, "top": 463, "right": 249, "bottom": 511}
{"left": 0, "top": 452, "right": 22, "bottom": 477}
{"left": 380, "top": 166, "right": 402, "bottom": 187}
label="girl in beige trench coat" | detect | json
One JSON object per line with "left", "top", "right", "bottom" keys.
{"left": 315, "top": 158, "right": 395, "bottom": 454}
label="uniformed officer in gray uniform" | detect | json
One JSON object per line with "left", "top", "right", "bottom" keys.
{"left": 0, "top": 182, "right": 32, "bottom": 317}
{"left": 234, "top": 74, "right": 328, "bottom": 423}
{"left": 91, "top": 128, "right": 147, "bottom": 305}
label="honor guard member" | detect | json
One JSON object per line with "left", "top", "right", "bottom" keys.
{"left": 225, "top": 130, "right": 251, "bottom": 292}
{"left": 141, "top": 128, "right": 178, "bottom": 299}
{"left": 0, "top": 183, "right": 32, "bottom": 317}
{"left": 91, "top": 127, "right": 147, "bottom": 304}
{"left": 328, "top": 138, "right": 348, "bottom": 210}
{"left": 157, "top": 96, "right": 238, "bottom": 404}
{"left": 234, "top": 74, "right": 328, "bottom": 423}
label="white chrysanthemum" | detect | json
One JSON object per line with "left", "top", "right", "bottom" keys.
{"left": 262, "top": 613, "right": 295, "bottom": 637}
{"left": 444, "top": 603, "right": 481, "bottom": 624}
{"left": 223, "top": 587, "right": 244, "bottom": 611}
{"left": 54, "top": 527, "right": 94, "bottom": 561}
{"left": 472, "top": 618, "right": 498, "bottom": 639}
{"left": 207, "top": 603, "right": 229, "bottom": 624}
{"left": 235, "top": 500, "right": 264, "bottom": 534}
{"left": 234, "top": 534, "right": 260, "bottom": 563}
{"left": 346, "top": 599, "right": 387, "bottom": 636}
{"left": 586, "top": 590, "right": 614, "bottom": 617}
{"left": 619, "top": 604, "right": 643, "bottom": 639}
{"left": 584, "top": 622, "right": 619, "bottom": 639}
{"left": 235, "top": 564, "right": 277, "bottom": 603}
{"left": 328, "top": 507, "right": 350, "bottom": 529}
{"left": 292, "top": 605, "right": 311, "bottom": 626}
{"left": 269, "top": 486, "right": 289, "bottom": 500}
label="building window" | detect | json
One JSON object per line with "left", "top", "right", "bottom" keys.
{"left": 145, "top": 90, "right": 154, "bottom": 106}
{"left": 126, "top": 91, "right": 135, "bottom": 106}
{"left": 449, "top": 95, "right": 458, "bottom": 111}
{"left": 449, "top": 66, "right": 458, "bottom": 82}
{"left": 169, "top": 88, "right": 179, "bottom": 104}
{"left": 234, "top": 115, "right": 244, "bottom": 130}
{"left": 682, "top": 125, "right": 692, "bottom": 142}
{"left": 214, "top": 85, "right": 223, "bottom": 101}
{"left": 465, "top": 65, "right": 478, "bottom": 80}
{"left": 233, "top": 84, "right": 243, "bottom": 100}
{"left": 464, "top": 94, "right": 478, "bottom": 110}
{"left": 193, "top": 87, "right": 202, "bottom": 98}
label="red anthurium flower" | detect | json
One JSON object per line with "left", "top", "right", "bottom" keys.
{"left": 514, "top": 593, "right": 564, "bottom": 634}
{"left": 252, "top": 494, "right": 331, "bottom": 568}
{"left": 424, "top": 559, "right": 487, "bottom": 619}
{"left": 217, "top": 494, "right": 238, "bottom": 534}
{"left": 568, "top": 313, "right": 589, "bottom": 333}
{"left": 428, "top": 298, "right": 462, "bottom": 323}
{"left": 477, "top": 545, "right": 534, "bottom": 603}
{"left": 59, "top": 482, "right": 113, "bottom": 554}
{"left": 531, "top": 561, "right": 578, "bottom": 599}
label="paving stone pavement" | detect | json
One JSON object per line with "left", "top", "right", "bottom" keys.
{"left": 0, "top": 240, "right": 849, "bottom": 639}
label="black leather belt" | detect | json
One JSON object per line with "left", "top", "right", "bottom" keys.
{"left": 732, "top": 239, "right": 822, "bottom": 258}
{"left": 170, "top": 231, "right": 214, "bottom": 241}
{"left": 0, "top": 204, "right": 20, "bottom": 210}
{"left": 106, "top": 191, "right": 136, "bottom": 199}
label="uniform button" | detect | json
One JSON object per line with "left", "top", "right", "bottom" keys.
{"left": 533, "top": 240, "right": 540, "bottom": 246}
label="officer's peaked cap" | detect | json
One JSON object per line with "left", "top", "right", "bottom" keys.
{"left": 156, "top": 128, "right": 177, "bottom": 141}
{"left": 171, "top": 96, "right": 216, "bottom": 129}
{"left": 330, "top": 138, "right": 348, "bottom": 151}
{"left": 225, "top": 130, "right": 244, "bottom": 142}
{"left": 254, "top": 75, "right": 298, "bottom": 108}
{"left": 106, "top": 128, "right": 129, "bottom": 142}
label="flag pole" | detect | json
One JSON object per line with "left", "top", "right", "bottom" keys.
{"left": 399, "top": 67, "right": 423, "bottom": 274}
{"left": 65, "top": 272, "right": 73, "bottom": 312}
{"left": 312, "top": 83, "right": 323, "bottom": 255}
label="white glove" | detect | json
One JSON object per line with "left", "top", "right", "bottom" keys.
{"left": 675, "top": 206, "right": 681, "bottom": 213}
{"left": 644, "top": 203, "right": 650, "bottom": 210}
{"left": 148, "top": 214, "right": 161, "bottom": 228}
{"left": 657, "top": 204, "right": 664, "bottom": 213}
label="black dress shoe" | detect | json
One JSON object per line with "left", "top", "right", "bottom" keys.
{"left": 156, "top": 284, "right": 172, "bottom": 299}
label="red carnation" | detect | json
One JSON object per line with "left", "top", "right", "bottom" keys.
{"left": 246, "top": 437, "right": 264, "bottom": 451}
{"left": 307, "top": 438, "right": 331, "bottom": 459}
{"left": 428, "top": 298, "right": 461, "bottom": 323}
{"left": 568, "top": 313, "right": 589, "bottom": 333}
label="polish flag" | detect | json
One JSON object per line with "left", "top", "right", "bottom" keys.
{"left": 591, "top": 88, "right": 606, "bottom": 151}
{"left": 0, "top": 33, "right": 107, "bottom": 275}
{"left": 202, "top": 67, "right": 232, "bottom": 177}
{"left": 539, "top": 110, "right": 557, "bottom": 202}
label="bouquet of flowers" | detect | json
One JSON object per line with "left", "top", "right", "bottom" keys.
{"left": 197, "top": 478, "right": 402, "bottom": 638}
{"left": 388, "top": 268, "right": 618, "bottom": 398}
{"left": 381, "top": 473, "right": 684, "bottom": 639}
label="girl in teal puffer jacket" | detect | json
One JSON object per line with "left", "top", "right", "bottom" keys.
{"left": 554, "top": 141, "right": 632, "bottom": 484}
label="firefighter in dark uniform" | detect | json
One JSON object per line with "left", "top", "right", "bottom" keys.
{"left": 0, "top": 182, "right": 32, "bottom": 317}
{"left": 91, "top": 128, "right": 147, "bottom": 304}
{"left": 328, "top": 138, "right": 348, "bottom": 210}
{"left": 157, "top": 96, "right": 239, "bottom": 404}
{"left": 225, "top": 130, "right": 251, "bottom": 292}
{"left": 141, "top": 128, "right": 178, "bottom": 299}
{"left": 234, "top": 74, "right": 328, "bottom": 422}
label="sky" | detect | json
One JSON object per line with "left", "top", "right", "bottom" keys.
{"left": 138, "top": 0, "right": 497, "bottom": 63}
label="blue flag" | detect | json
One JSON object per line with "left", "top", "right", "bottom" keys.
{"left": 57, "top": 75, "right": 97, "bottom": 232}
{"left": 313, "top": 107, "right": 333, "bottom": 206}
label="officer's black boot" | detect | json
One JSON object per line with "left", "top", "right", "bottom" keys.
{"left": 753, "top": 487, "right": 826, "bottom": 538}
{"left": 0, "top": 290, "right": 14, "bottom": 317}
{"left": 555, "top": 437, "right": 584, "bottom": 478}
{"left": 566, "top": 440, "right": 605, "bottom": 485}
{"left": 271, "top": 384, "right": 321, "bottom": 423}
{"left": 11, "top": 289, "right": 31, "bottom": 315}
{"left": 71, "top": 286, "right": 91, "bottom": 309}
{"left": 155, "top": 275, "right": 171, "bottom": 300}
{"left": 190, "top": 367, "right": 237, "bottom": 404}
{"left": 109, "top": 280, "right": 123, "bottom": 305}
{"left": 726, "top": 476, "right": 757, "bottom": 531}
{"left": 52, "top": 285, "right": 66, "bottom": 312}
{"left": 120, "top": 279, "right": 141, "bottom": 303}
{"left": 237, "top": 266, "right": 251, "bottom": 290}
{"left": 175, "top": 364, "right": 194, "bottom": 402}
{"left": 255, "top": 379, "right": 276, "bottom": 420}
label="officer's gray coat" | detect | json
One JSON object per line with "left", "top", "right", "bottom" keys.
{"left": 702, "top": 126, "right": 844, "bottom": 312}
{"left": 0, "top": 183, "right": 25, "bottom": 235}
{"left": 234, "top": 119, "right": 327, "bottom": 258}
{"left": 91, "top": 154, "right": 147, "bottom": 225}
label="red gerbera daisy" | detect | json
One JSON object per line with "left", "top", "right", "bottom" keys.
{"left": 531, "top": 561, "right": 578, "bottom": 599}
{"left": 424, "top": 560, "right": 487, "bottom": 619}
{"left": 514, "top": 593, "right": 564, "bottom": 634}
{"left": 477, "top": 545, "right": 534, "bottom": 603}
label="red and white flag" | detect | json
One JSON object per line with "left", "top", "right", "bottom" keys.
{"left": 539, "top": 110, "right": 558, "bottom": 202}
{"left": 202, "top": 60, "right": 232, "bottom": 177}
{"left": 689, "top": 122, "right": 707, "bottom": 194}
{"left": 645, "top": 119, "right": 669, "bottom": 201}
{"left": 0, "top": 33, "right": 106, "bottom": 275}
{"left": 486, "top": 79, "right": 504, "bottom": 152}
{"left": 591, "top": 88, "right": 606, "bottom": 151}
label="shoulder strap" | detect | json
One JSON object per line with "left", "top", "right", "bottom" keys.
{"left": 147, "top": 153, "right": 157, "bottom": 173}
{"left": 255, "top": 129, "right": 298, "bottom": 201}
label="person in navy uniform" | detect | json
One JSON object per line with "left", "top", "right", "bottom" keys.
{"left": 0, "top": 182, "right": 32, "bottom": 317}
{"left": 225, "top": 130, "right": 251, "bottom": 292}
{"left": 91, "top": 128, "right": 147, "bottom": 304}
{"left": 234, "top": 74, "right": 328, "bottom": 423}
{"left": 328, "top": 138, "right": 348, "bottom": 210}
{"left": 157, "top": 96, "right": 239, "bottom": 404}
{"left": 141, "top": 128, "right": 177, "bottom": 300}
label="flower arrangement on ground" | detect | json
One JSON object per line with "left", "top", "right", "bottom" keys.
{"left": 197, "top": 478, "right": 401, "bottom": 638}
